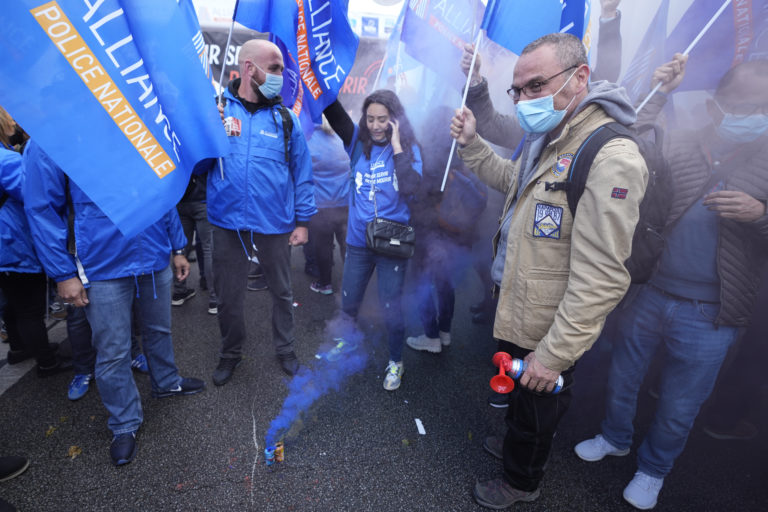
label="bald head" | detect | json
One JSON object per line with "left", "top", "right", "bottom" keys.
{"left": 237, "top": 39, "right": 284, "bottom": 102}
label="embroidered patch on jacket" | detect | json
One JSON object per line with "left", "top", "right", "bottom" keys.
{"left": 611, "top": 187, "right": 628, "bottom": 199}
{"left": 533, "top": 203, "right": 563, "bottom": 239}
{"left": 224, "top": 117, "right": 241, "bottom": 137}
{"left": 552, "top": 153, "right": 574, "bottom": 178}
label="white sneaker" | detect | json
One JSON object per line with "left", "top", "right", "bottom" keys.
{"left": 439, "top": 331, "right": 451, "bottom": 346}
{"left": 383, "top": 360, "right": 404, "bottom": 391}
{"left": 406, "top": 334, "right": 441, "bottom": 353}
{"left": 623, "top": 471, "right": 663, "bottom": 510}
{"left": 574, "top": 434, "right": 630, "bottom": 462}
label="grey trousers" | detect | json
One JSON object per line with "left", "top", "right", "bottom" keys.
{"left": 212, "top": 226, "right": 295, "bottom": 358}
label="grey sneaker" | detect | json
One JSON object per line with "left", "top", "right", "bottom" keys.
{"left": 406, "top": 334, "right": 441, "bottom": 353}
{"left": 383, "top": 360, "right": 404, "bottom": 391}
{"left": 473, "top": 478, "right": 540, "bottom": 509}
{"left": 574, "top": 434, "right": 630, "bottom": 462}
{"left": 623, "top": 471, "right": 664, "bottom": 510}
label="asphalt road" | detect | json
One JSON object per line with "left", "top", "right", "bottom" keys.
{"left": 1, "top": 248, "right": 766, "bottom": 512}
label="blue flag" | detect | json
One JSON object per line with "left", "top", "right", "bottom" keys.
{"left": 481, "top": 0, "right": 562, "bottom": 55}
{"left": 271, "top": 35, "right": 315, "bottom": 138}
{"left": 234, "top": 0, "right": 359, "bottom": 123}
{"left": 400, "top": 0, "right": 485, "bottom": 87}
{"left": 621, "top": 0, "right": 669, "bottom": 103}
{"left": 0, "top": 0, "right": 229, "bottom": 238}
{"left": 560, "top": 0, "right": 592, "bottom": 43}
{"left": 666, "top": 0, "right": 768, "bottom": 91}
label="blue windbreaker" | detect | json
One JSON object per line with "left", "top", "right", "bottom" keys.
{"left": 308, "top": 128, "right": 350, "bottom": 209}
{"left": 0, "top": 147, "right": 42, "bottom": 274}
{"left": 207, "top": 84, "right": 317, "bottom": 233}
{"left": 22, "top": 140, "right": 187, "bottom": 284}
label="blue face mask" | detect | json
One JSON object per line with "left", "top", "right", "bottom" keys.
{"left": 253, "top": 64, "right": 283, "bottom": 99}
{"left": 716, "top": 112, "right": 768, "bottom": 144}
{"left": 516, "top": 69, "right": 578, "bottom": 134}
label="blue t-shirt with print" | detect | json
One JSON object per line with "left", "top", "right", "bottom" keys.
{"left": 345, "top": 125, "right": 423, "bottom": 248}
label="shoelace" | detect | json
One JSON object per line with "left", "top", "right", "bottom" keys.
{"left": 386, "top": 363, "right": 400, "bottom": 376}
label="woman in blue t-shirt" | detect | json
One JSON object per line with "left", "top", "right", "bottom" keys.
{"left": 324, "top": 90, "right": 422, "bottom": 391}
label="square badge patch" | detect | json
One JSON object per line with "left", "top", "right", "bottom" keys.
{"left": 533, "top": 203, "right": 563, "bottom": 239}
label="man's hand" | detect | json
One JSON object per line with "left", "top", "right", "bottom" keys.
{"left": 450, "top": 106, "right": 477, "bottom": 146}
{"left": 289, "top": 226, "right": 309, "bottom": 246}
{"left": 461, "top": 43, "right": 483, "bottom": 86}
{"left": 58, "top": 277, "right": 88, "bottom": 307}
{"left": 218, "top": 102, "right": 225, "bottom": 125}
{"left": 652, "top": 53, "right": 688, "bottom": 94}
{"left": 703, "top": 190, "right": 767, "bottom": 222}
{"left": 600, "top": 0, "right": 620, "bottom": 19}
{"left": 519, "top": 352, "right": 561, "bottom": 393}
{"left": 173, "top": 254, "right": 190, "bottom": 281}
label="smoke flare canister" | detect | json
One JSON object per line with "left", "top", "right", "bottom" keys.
{"left": 264, "top": 446, "right": 275, "bottom": 466}
{"left": 275, "top": 442, "right": 284, "bottom": 462}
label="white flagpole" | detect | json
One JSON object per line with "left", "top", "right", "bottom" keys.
{"left": 635, "top": 0, "right": 732, "bottom": 114}
{"left": 441, "top": 30, "right": 483, "bottom": 192}
{"left": 216, "top": 16, "right": 237, "bottom": 179}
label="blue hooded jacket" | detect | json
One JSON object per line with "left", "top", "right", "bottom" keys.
{"left": 22, "top": 140, "right": 187, "bottom": 284}
{"left": 206, "top": 81, "right": 317, "bottom": 233}
{"left": 0, "top": 147, "right": 43, "bottom": 274}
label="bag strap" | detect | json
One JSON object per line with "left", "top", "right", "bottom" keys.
{"left": 64, "top": 175, "right": 76, "bottom": 256}
{"left": 278, "top": 105, "right": 293, "bottom": 164}
{"left": 558, "top": 122, "right": 633, "bottom": 218}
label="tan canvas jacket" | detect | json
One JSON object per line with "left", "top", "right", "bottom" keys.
{"left": 459, "top": 103, "right": 648, "bottom": 372}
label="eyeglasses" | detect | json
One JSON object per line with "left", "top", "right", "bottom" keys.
{"left": 507, "top": 65, "right": 578, "bottom": 101}
{"left": 714, "top": 98, "right": 768, "bottom": 117}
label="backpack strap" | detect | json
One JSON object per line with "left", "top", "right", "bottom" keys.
{"left": 64, "top": 175, "right": 76, "bottom": 256}
{"left": 278, "top": 105, "right": 293, "bottom": 164}
{"left": 563, "top": 122, "right": 633, "bottom": 218}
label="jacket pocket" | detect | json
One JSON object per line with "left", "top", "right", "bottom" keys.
{"left": 521, "top": 273, "right": 569, "bottom": 341}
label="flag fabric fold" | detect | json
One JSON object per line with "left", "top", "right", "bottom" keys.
{"left": 621, "top": 0, "right": 669, "bottom": 103}
{"left": 0, "top": 0, "right": 229, "bottom": 237}
{"left": 481, "top": 0, "right": 562, "bottom": 55}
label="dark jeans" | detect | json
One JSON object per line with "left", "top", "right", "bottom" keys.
{"left": 213, "top": 227, "right": 295, "bottom": 358}
{"left": 0, "top": 271, "right": 57, "bottom": 367}
{"left": 413, "top": 232, "right": 470, "bottom": 338}
{"left": 500, "top": 342, "right": 575, "bottom": 492}
{"left": 67, "top": 304, "right": 95, "bottom": 375}
{"left": 309, "top": 206, "right": 347, "bottom": 286}
{"left": 175, "top": 201, "right": 216, "bottom": 301}
{"left": 341, "top": 244, "right": 407, "bottom": 362}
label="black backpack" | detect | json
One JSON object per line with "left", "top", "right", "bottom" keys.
{"left": 553, "top": 122, "right": 673, "bottom": 283}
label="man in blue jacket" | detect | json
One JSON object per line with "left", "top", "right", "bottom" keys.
{"left": 206, "top": 39, "right": 316, "bottom": 385}
{"left": 23, "top": 140, "right": 205, "bottom": 467}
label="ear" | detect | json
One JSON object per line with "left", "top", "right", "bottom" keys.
{"left": 575, "top": 64, "right": 591, "bottom": 88}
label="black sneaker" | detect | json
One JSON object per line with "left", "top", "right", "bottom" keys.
{"left": 110, "top": 432, "right": 137, "bottom": 466}
{"left": 208, "top": 302, "right": 218, "bottom": 315}
{"left": 212, "top": 357, "right": 242, "bottom": 386}
{"left": 247, "top": 276, "right": 268, "bottom": 291}
{"left": 152, "top": 377, "right": 206, "bottom": 398}
{"left": 277, "top": 352, "right": 300, "bottom": 376}
{"left": 488, "top": 392, "right": 509, "bottom": 409}
{"left": 37, "top": 358, "right": 73, "bottom": 378}
{"left": 171, "top": 289, "right": 196, "bottom": 306}
{"left": 0, "top": 456, "right": 29, "bottom": 482}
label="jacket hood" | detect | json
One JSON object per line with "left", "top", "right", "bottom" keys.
{"left": 575, "top": 80, "right": 637, "bottom": 127}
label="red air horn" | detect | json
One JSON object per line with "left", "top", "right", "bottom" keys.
{"left": 490, "top": 352, "right": 515, "bottom": 393}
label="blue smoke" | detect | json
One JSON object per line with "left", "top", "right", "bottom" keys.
{"left": 265, "top": 314, "right": 368, "bottom": 447}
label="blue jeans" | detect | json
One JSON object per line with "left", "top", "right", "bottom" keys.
{"left": 67, "top": 304, "right": 95, "bottom": 375}
{"left": 85, "top": 265, "right": 181, "bottom": 435}
{"left": 341, "top": 244, "right": 407, "bottom": 362}
{"left": 601, "top": 285, "right": 738, "bottom": 478}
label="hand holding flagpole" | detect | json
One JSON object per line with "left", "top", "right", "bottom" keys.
{"left": 441, "top": 30, "right": 483, "bottom": 192}
{"left": 216, "top": 16, "right": 236, "bottom": 179}
{"left": 635, "top": 0, "right": 732, "bottom": 114}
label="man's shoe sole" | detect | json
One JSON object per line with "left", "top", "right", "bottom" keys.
{"left": 152, "top": 387, "right": 205, "bottom": 399}
{"left": 473, "top": 484, "right": 540, "bottom": 510}
{"left": 171, "top": 291, "right": 196, "bottom": 306}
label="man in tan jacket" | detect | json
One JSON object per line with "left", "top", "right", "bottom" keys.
{"left": 450, "top": 33, "right": 648, "bottom": 509}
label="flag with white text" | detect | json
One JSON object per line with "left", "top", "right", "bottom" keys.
{"left": 0, "top": 0, "right": 229, "bottom": 237}
{"left": 234, "top": 0, "right": 359, "bottom": 123}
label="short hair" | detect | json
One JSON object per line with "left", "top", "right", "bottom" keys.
{"left": 521, "top": 33, "right": 588, "bottom": 69}
{"left": 715, "top": 59, "right": 768, "bottom": 96}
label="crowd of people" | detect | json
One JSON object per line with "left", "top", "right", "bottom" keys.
{"left": 2, "top": 1, "right": 767, "bottom": 510}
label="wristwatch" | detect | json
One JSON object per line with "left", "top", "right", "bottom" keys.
{"left": 173, "top": 249, "right": 185, "bottom": 256}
